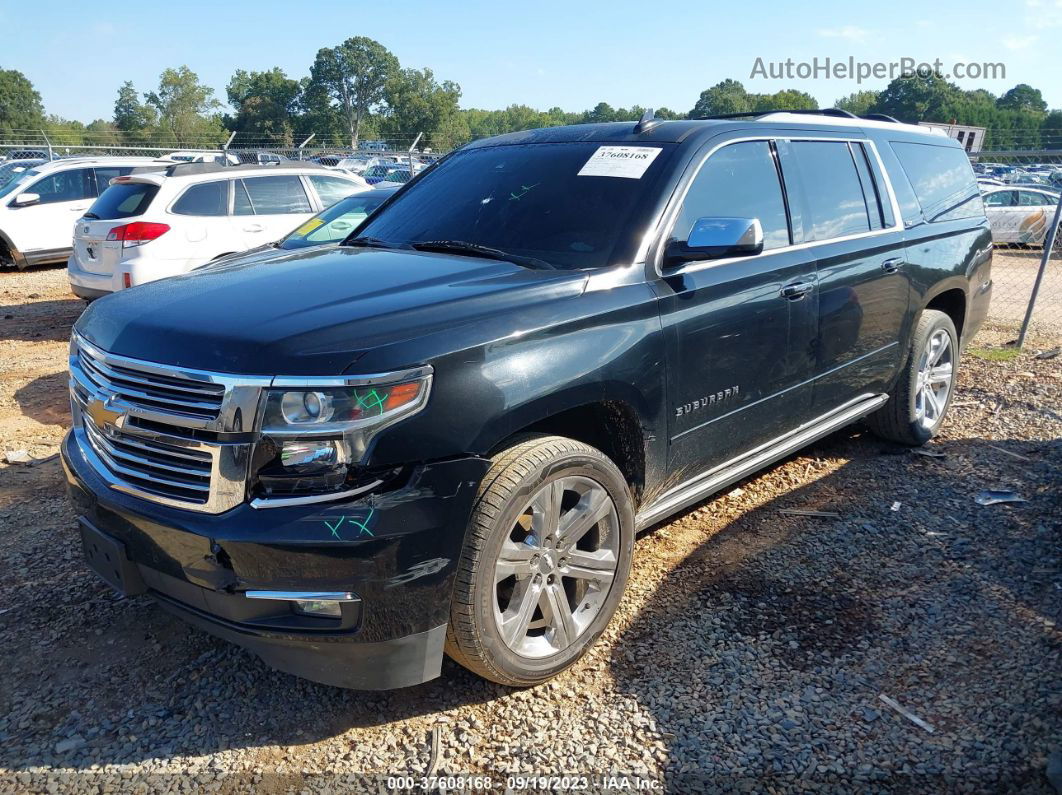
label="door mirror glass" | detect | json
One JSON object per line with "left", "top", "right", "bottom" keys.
{"left": 665, "top": 217, "right": 763, "bottom": 267}
{"left": 12, "top": 192, "right": 39, "bottom": 207}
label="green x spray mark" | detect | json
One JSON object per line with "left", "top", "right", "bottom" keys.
{"left": 354, "top": 388, "right": 386, "bottom": 416}
{"left": 322, "top": 507, "right": 375, "bottom": 539}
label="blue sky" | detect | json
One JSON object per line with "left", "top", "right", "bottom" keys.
{"left": 3, "top": 0, "right": 1059, "bottom": 122}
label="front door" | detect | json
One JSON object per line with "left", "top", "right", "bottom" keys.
{"left": 654, "top": 139, "right": 818, "bottom": 479}
{"left": 16, "top": 167, "right": 95, "bottom": 256}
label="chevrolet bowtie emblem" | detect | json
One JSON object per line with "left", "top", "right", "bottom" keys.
{"left": 86, "top": 393, "right": 124, "bottom": 430}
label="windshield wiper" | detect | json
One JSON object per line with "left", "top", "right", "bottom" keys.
{"left": 81, "top": 212, "right": 99, "bottom": 220}
{"left": 342, "top": 235, "right": 401, "bottom": 249}
{"left": 411, "top": 240, "right": 554, "bottom": 270}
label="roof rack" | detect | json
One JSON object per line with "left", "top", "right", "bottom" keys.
{"left": 162, "top": 161, "right": 327, "bottom": 178}
{"left": 861, "top": 113, "right": 902, "bottom": 123}
{"left": 703, "top": 108, "right": 859, "bottom": 120}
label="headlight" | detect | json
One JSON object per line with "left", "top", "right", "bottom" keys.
{"left": 251, "top": 369, "right": 432, "bottom": 504}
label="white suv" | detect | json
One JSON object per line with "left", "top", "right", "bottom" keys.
{"left": 67, "top": 163, "right": 368, "bottom": 298}
{"left": 0, "top": 157, "right": 164, "bottom": 269}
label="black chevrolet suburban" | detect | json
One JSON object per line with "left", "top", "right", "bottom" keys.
{"left": 63, "top": 110, "right": 992, "bottom": 689}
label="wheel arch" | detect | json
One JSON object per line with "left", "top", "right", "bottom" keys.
{"left": 483, "top": 394, "right": 649, "bottom": 505}
{"left": 921, "top": 283, "right": 967, "bottom": 343}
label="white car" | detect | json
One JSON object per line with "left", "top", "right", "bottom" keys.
{"left": 67, "top": 162, "right": 369, "bottom": 298}
{"left": 982, "top": 186, "right": 1061, "bottom": 245}
{"left": 0, "top": 156, "right": 164, "bottom": 269}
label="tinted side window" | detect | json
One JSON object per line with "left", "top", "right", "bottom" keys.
{"left": 240, "top": 176, "right": 312, "bottom": 214}
{"left": 309, "top": 175, "right": 359, "bottom": 207}
{"left": 29, "top": 169, "right": 93, "bottom": 204}
{"left": 890, "top": 142, "right": 984, "bottom": 222}
{"left": 674, "top": 141, "right": 790, "bottom": 250}
{"left": 850, "top": 143, "right": 885, "bottom": 231}
{"left": 789, "top": 142, "right": 870, "bottom": 241}
{"left": 172, "top": 181, "right": 228, "bottom": 216}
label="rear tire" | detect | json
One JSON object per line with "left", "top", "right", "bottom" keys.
{"left": 866, "top": 309, "right": 958, "bottom": 446}
{"left": 446, "top": 435, "right": 634, "bottom": 687}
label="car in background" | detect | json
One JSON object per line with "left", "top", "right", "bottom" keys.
{"left": 234, "top": 151, "right": 292, "bottom": 167}
{"left": 0, "top": 158, "right": 45, "bottom": 190}
{"left": 67, "top": 162, "right": 369, "bottom": 297}
{"left": 982, "top": 186, "right": 1060, "bottom": 245}
{"left": 201, "top": 186, "right": 399, "bottom": 269}
{"left": 0, "top": 156, "right": 165, "bottom": 269}
{"left": 1, "top": 148, "right": 59, "bottom": 162}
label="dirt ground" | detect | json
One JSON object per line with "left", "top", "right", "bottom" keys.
{"left": 0, "top": 264, "right": 1059, "bottom": 792}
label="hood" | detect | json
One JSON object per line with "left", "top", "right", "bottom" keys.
{"left": 76, "top": 246, "right": 586, "bottom": 375}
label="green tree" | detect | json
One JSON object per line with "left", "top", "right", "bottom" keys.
{"left": 869, "top": 73, "right": 960, "bottom": 122}
{"left": 834, "top": 90, "right": 880, "bottom": 116}
{"left": 996, "top": 83, "right": 1047, "bottom": 114}
{"left": 226, "top": 68, "right": 301, "bottom": 144}
{"left": 308, "top": 37, "right": 399, "bottom": 148}
{"left": 582, "top": 102, "right": 617, "bottom": 123}
{"left": 752, "top": 89, "right": 818, "bottom": 112}
{"left": 654, "top": 107, "right": 682, "bottom": 120}
{"left": 1043, "top": 111, "right": 1062, "bottom": 150}
{"left": 144, "top": 66, "right": 224, "bottom": 146}
{"left": 689, "top": 79, "right": 752, "bottom": 117}
{"left": 381, "top": 67, "right": 463, "bottom": 149}
{"left": 113, "top": 80, "right": 159, "bottom": 143}
{"left": 0, "top": 69, "right": 45, "bottom": 136}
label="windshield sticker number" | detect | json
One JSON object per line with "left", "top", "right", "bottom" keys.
{"left": 577, "top": 146, "right": 662, "bottom": 179}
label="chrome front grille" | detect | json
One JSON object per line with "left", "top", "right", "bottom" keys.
{"left": 77, "top": 343, "right": 225, "bottom": 420}
{"left": 69, "top": 333, "right": 269, "bottom": 513}
{"left": 83, "top": 414, "right": 213, "bottom": 504}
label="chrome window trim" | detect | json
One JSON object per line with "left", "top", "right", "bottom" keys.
{"left": 646, "top": 134, "right": 905, "bottom": 278}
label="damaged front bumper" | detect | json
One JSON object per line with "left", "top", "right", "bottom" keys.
{"left": 62, "top": 431, "right": 489, "bottom": 689}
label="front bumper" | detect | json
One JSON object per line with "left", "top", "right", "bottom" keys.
{"left": 62, "top": 431, "right": 489, "bottom": 689}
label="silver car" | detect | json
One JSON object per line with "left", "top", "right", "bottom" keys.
{"left": 982, "top": 186, "right": 1060, "bottom": 245}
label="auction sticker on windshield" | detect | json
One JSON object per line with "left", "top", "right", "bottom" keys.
{"left": 577, "top": 146, "right": 662, "bottom": 179}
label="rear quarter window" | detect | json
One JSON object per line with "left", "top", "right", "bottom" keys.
{"left": 890, "top": 142, "right": 984, "bottom": 223}
{"left": 172, "top": 181, "right": 228, "bottom": 216}
{"left": 87, "top": 183, "right": 159, "bottom": 220}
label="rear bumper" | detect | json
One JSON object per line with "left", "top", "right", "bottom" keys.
{"left": 67, "top": 255, "right": 116, "bottom": 295}
{"left": 67, "top": 253, "right": 206, "bottom": 295}
{"left": 62, "top": 431, "right": 489, "bottom": 689}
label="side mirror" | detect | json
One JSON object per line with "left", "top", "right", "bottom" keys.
{"left": 13, "top": 192, "right": 40, "bottom": 207}
{"left": 664, "top": 217, "right": 764, "bottom": 268}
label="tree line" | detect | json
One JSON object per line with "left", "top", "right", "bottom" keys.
{"left": 1, "top": 37, "right": 1059, "bottom": 152}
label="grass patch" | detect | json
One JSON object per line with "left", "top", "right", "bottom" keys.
{"left": 967, "top": 347, "right": 1022, "bottom": 362}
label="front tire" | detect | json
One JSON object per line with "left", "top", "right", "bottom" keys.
{"left": 866, "top": 309, "right": 958, "bottom": 446}
{"left": 446, "top": 435, "right": 634, "bottom": 686}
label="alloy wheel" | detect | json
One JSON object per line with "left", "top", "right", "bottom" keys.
{"left": 492, "top": 476, "right": 619, "bottom": 658}
{"left": 915, "top": 329, "right": 954, "bottom": 431}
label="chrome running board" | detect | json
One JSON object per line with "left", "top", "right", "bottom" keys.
{"left": 635, "top": 393, "right": 888, "bottom": 530}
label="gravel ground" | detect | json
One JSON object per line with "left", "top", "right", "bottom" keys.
{"left": 0, "top": 266, "right": 1059, "bottom": 793}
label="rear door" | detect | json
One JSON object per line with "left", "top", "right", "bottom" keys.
{"left": 169, "top": 179, "right": 243, "bottom": 261}
{"left": 780, "top": 138, "right": 910, "bottom": 413}
{"left": 234, "top": 174, "right": 315, "bottom": 245}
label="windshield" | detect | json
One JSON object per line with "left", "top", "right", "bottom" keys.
{"left": 279, "top": 190, "right": 394, "bottom": 250}
{"left": 0, "top": 168, "right": 40, "bottom": 200}
{"left": 351, "top": 142, "right": 675, "bottom": 270}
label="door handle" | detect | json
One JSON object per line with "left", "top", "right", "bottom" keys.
{"left": 881, "top": 257, "right": 905, "bottom": 273}
{"left": 243, "top": 224, "right": 264, "bottom": 232}
{"left": 780, "top": 281, "right": 815, "bottom": 300}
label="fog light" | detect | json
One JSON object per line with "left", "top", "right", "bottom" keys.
{"left": 279, "top": 439, "right": 344, "bottom": 469}
{"left": 292, "top": 599, "right": 343, "bottom": 618}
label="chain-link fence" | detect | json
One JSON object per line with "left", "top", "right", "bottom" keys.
{"left": 1, "top": 130, "right": 1060, "bottom": 341}
{"left": 971, "top": 151, "right": 1062, "bottom": 341}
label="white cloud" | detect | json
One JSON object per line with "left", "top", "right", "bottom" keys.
{"left": 1002, "top": 34, "right": 1038, "bottom": 50}
{"left": 817, "top": 25, "right": 871, "bottom": 43}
